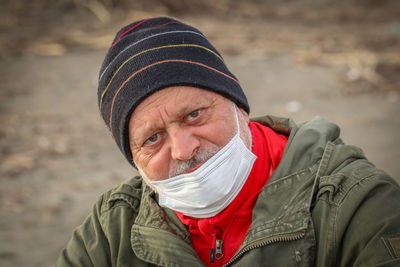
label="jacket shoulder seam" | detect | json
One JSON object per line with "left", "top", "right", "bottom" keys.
{"left": 336, "top": 169, "right": 386, "bottom": 205}
{"left": 100, "top": 177, "right": 143, "bottom": 215}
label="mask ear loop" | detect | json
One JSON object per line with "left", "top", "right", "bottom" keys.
{"left": 232, "top": 103, "right": 240, "bottom": 133}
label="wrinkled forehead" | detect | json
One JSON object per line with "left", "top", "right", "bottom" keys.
{"left": 132, "top": 86, "right": 229, "bottom": 119}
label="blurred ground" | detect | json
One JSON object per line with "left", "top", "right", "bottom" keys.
{"left": 0, "top": 1, "right": 399, "bottom": 266}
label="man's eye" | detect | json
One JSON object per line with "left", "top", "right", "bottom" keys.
{"left": 187, "top": 110, "right": 201, "bottom": 121}
{"left": 144, "top": 133, "right": 160, "bottom": 145}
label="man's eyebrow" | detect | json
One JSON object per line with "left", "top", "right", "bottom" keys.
{"left": 175, "top": 98, "right": 211, "bottom": 116}
{"left": 134, "top": 126, "right": 158, "bottom": 142}
{"left": 130, "top": 119, "right": 158, "bottom": 144}
{"left": 175, "top": 105, "right": 194, "bottom": 116}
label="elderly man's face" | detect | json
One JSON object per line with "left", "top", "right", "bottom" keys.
{"left": 129, "top": 86, "right": 250, "bottom": 181}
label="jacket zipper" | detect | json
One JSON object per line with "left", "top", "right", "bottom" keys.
{"left": 223, "top": 230, "right": 306, "bottom": 266}
{"left": 215, "top": 238, "right": 223, "bottom": 260}
{"left": 210, "top": 238, "right": 224, "bottom": 262}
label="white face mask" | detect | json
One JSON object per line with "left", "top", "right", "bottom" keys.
{"left": 146, "top": 105, "right": 257, "bottom": 218}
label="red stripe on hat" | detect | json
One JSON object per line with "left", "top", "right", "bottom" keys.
{"left": 111, "top": 19, "right": 149, "bottom": 48}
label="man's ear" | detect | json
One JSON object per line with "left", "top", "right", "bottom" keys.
{"left": 238, "top": 107, "right": 250, "bottom": 123}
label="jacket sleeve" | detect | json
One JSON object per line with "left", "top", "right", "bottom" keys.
{"left": 336, "top": 169, "right": 400, "bottom": 266}
{"left": 55, "top": 195, "right": 112, "bottom": 267}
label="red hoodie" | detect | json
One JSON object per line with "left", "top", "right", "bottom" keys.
{"left": 176, "top": 121, "right": 288, "bottom": 266}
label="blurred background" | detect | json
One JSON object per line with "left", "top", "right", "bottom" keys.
{"left": 0, "top": 0, "right": 399, "bottom": 266}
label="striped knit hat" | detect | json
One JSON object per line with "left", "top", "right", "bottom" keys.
{"left": 98, "top": 17, "right": 249, "bottom": 166}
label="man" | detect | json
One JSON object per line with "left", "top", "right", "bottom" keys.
{"left": 56, "top": 17, "right": 400, "bottom": 266}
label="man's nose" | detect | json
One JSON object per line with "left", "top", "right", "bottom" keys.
{"left": 169, "top": 127, "right": 200, "bottom": 161}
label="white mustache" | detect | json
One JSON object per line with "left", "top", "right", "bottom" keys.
{"left": 168, "top": 145, "right": 221, "bottom": 177}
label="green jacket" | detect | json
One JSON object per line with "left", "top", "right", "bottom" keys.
{"left": 56, "top": 116, "right": 400, "bottom": 266}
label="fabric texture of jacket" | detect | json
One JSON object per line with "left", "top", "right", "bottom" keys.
{"left": 55, "top": 115, "right": 400, "bottom": 267}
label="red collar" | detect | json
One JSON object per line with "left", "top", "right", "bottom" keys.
{"left": 176, "top": 121, "right": 287, "bottom": 266}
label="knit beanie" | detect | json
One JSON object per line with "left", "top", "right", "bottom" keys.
{"left": 98, "top": 17, "right": 249, "bottom": 167}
